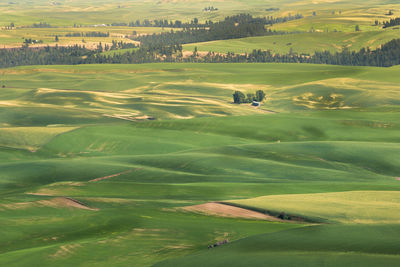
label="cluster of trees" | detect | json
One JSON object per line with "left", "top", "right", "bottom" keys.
{"left": 134, "top": 14, "right": 302, "bottom": 47}
{"left": 95, "top": 41, "right": 137, "bottom": 52}
{"left": 23, "top": 38, "right": 43, "bottom": 45}
{"left": 0, "top": 44, "right": 181, "bottom": 68}
{"left": 203, "top": 6, "right": 218, "bottom": 12}
{"left": 65, "top": 32, "right": 110, "bottom": 37}
{"left": 31, "top": 22, "right": 52, "bottom": 28}
{"left": 111, "top": 19, "right": 207, "bottom": 28}
{"left": 386, "top": 10, "right": 394, "bottom": 16}
{"left": 233, "top": 90, "right": 266, "bottom": 104}
{"left": 0, "top": 45, "right": 91, "bottom": 67}
{"left": 382, "top": 18, "right": 400, "bottom": 28}
{"left": 3, "top": 29, "right": 400, "bottom": 68}
{"left": 110, "top": 13, "right": 303, "bottom": 31}
{"left": 109, "top": 40, "right": 137, "bottom": 50}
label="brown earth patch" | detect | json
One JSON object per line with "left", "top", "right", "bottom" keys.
{"left": 180, "top": 202, "right": 282, "bottom": 221}
{"left": 0, "top": 197, "right": 98, "bottom": 211}
{"left": 40, "top": 197, "right": 98, "bottom": 211}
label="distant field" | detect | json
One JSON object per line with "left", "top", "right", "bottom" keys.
{"left": 1, "top": 0, "right": 400, "bottom": 54}
{"left": 0, "top": 0, "right": 398, "bottom": 27}
{"left": 184, "top": 29, "right": 400, "bottom": 54}
{"left": 0, "top": 27, "right": 168, "bottom": 48}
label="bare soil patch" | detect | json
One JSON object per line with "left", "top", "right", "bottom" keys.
{"left": 180, "top": 202, "right": 282, "bottom": 221}
{"left": 1, "top": 197, "right": 98, "bottom": 211}
{"left": 39, "top": 197, "right": 98, "bottom": 211}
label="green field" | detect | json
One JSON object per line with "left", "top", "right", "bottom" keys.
{"left": 0, "top": 63, "right": 400, "bottom": 266}
{"left": 0, "top": 26, "right": 167, "bottom": 48}
{"left": 1, "top": 0, "right": 400, "bottom": 266}
{"left": 2, "top": 0, "right": 400, "bottom": 54}
{"left": 184, "top": 29, "right": 400, "bottom": 54}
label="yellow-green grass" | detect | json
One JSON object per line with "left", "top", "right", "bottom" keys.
{"left": 0, "top": 63, "right": 400, "bottom": 266}
{"left": 270, "top": 3, "right": 400, "bottom": 33}
{"left": 229, "top": 191, "right": 400, "bottom": 224}
{"left": 2, "top": 0, "right": 400, "bottom": 54}
{"left": 155, "top": 224, "right": 400, "bottom": 267}
{"left": 184, "top": 29, "right": 400, "bottom": 55}
{"left": 0, "top": 0, "right": 286, "bottom": 26}
{"left": 0, "top": 27, "right": 168, "bottom": 48}
{"left": 0, "top": 126, "right": 77, "bottom": 151}
{"left": 0, "top": 0, "right": 398, "bottom": 28}
{"left": 1, "top": 63, "right": 400, "bottom": 125}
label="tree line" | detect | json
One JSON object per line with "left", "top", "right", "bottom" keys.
{"left": 2, "top": 37, "right": 400, "bottom": 68}
{"left": 0, "top": 44, "right": 179, "bottom": 68}
{"left": 110, "top": 13, "right": 303, "bottom": 29}
{"left": 186, "top": 39, "right": 400, "bottom": 67}
{"left": 383, "top": 18, "right": 400, "bottom": 28}
{"left": 31, "top": 22, "right": 52, "bottom": 28}
{"left": 65, "top": 32, "right": 110, "bottom": 37}
{"left": 133, "top": 14, "right": 303, "bottom": 47}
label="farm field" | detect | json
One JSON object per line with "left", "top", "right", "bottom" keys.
{"left": 1, "top": 0, "right": 400, "bottom": 266}
{"left": 2, "top": 0, "right": 400, "bottom": 55}
{"left": 0, "top": 27, "right": 167, "bottom": 48}
{"left": 0, "top": 63, "right": 400, "bottom": 266}
{"left": 184, "top": 29, "right": 400, "bottom": 54}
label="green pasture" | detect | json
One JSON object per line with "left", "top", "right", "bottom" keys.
{"left": 184, "top": 29, "right": 400, "bottom": 55}
{"left": 0, "top": 0, "right": 399, "bottom": 27}
{"left": 1, "top": 0, "right": 400, "bottom": 266}
{"left": 0, "top": 27, "right": 166, "bottom": 48}
{"left": 155, "top": 224, "right": 400, "bottom": 267}
{"left": 229, "top": 191, "right": 400, "bottom": 224}
{"left": 0, "top": 63, "right": 400, "bottom": 266}
{"left": 1, "top": 63, "right": 400, "bottom": 124}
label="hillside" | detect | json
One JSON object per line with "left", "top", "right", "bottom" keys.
{"left": 1, "top": 63, "right": 400, "bottom": 266}
{"left": 1, "top": 0, "right": 400, "bottom": 266}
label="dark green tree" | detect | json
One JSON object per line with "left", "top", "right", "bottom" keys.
{"left": 255, "top": 90, "right": 266, "bottom": 102}
{"left": 246, "top": 93, "right": 256, "bottom": 102}
{"left": 233, "top": 91, "right": 246, "bottom": 103}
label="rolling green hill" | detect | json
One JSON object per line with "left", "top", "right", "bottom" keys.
{"left": 0, "top": 63, "right": 400, "bottom": 266}
{"left": 1, "top": 0, "right": 400, "bottom": 265}
{"left": 155, "top": 225, "right": 400, "bottom": 267}
{"left": 184, "top": 29, "right": 400, "bottom": 55}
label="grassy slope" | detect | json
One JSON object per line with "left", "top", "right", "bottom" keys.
{"left": 0, "top": 27, "right": 165, "bottom": 48}
{"left": 155, "top": 225, "right": 400, "bottom": 267}
{"left": 229, "top": 191, "right": 400, "bottom": 224}
{"left": 2, "top": 0, "right": 400, "bottom": 54}
{"left": 184, "top": 29, "right": 400, "bottom": 54}
{"left": 0, "top": 63, "right": 400, "bottom": 266}
{"left": 2, "top": 63, "right": 400, "bottom": 124}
